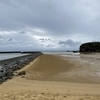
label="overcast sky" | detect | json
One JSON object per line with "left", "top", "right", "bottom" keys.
{"left": 0, "top": 0, "right": 100, "bottom": 51}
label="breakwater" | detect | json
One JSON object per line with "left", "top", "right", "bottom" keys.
{"left": 0, "top": 52, "right": 42, "bottom": 84}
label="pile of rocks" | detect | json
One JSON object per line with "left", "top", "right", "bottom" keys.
{"left": 0, "top": 52, "right": 42, "bottom": 84}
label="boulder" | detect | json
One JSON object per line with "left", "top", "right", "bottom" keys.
{"left": 18, "top": 71, "right": 26, "bottom": 76}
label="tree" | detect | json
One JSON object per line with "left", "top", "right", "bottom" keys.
{"left": 80, "top": 42, "right": 100, "bottom": 53}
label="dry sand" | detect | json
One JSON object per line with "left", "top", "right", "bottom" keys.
{"left": 0, "top": 54, "right": 100, "bottom": 100}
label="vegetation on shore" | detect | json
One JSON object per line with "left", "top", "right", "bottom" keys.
{"left": 80, "top": 42, "right": 100, "bottom": 53}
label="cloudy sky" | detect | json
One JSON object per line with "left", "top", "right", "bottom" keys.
{"left": 0, "top": 0, "right": 100, "bottom": 51}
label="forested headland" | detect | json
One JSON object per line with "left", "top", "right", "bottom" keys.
{"left": 80, "top": 42, "right": 100, "bottom": 53}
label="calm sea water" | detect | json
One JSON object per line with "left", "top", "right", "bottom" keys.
{"left": 43, "top": 51, "right": 80, "bottom": 58}
{"left": 0, "top": 51, "right": 80, "bottom": 61}
{"left": 0, "top": 53, "right": 28, "bottom": 61}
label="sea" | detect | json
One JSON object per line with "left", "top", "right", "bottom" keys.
{"left": 0, "top": 51, "right": 80, "bottom": 61}
{"left": 43, "top": 51, "right": 80, "bottom": 58}
{"left": 0, "top": 53, "right": 28, "bottom": 61}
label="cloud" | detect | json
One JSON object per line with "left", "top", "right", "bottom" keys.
{"left": 19, "top": 31, "right": 26, "bottom": 34}
{"left": 0, "top": 0, "right": 99, "bottom": 35}
{"left": 0, "top": 0, "right": 99, "bottom": 50}
{"left": 39, "top": 38, "right": 52, "bottom": 41}
{"left": 59, "top": 39, "right": 81, "bottom": 49}
{"left": 7, "top": 38, "right": 14, "bottom": 41}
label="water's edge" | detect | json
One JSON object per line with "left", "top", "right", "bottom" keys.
{"left": 0, "top": 52, "right": 43, "bottom": 84}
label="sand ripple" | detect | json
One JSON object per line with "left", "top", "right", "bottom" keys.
{"left": 0, "top": 92, "right": 100, "bottom": 100}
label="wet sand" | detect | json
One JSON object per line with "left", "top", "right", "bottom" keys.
{"left": 0, "top": 54, "right": 100, "bottom": 100}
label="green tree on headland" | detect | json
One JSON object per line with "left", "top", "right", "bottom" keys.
{"left": 80, "top": 42, "right": 100, "bottom": 53}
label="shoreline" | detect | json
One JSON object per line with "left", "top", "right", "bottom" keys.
{"left": 0, "top": 53, "right": 100, "bottom": 99}
{"left": 17, "top": 54, "right": 100, "bottom": 84}
{"left": 0, "top": 52, "right": 42, "bottom": 84}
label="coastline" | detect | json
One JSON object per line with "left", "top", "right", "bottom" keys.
{"left": 0, "top": 52, "right": 42, "bottom": 84}
{"left": 0, "top": 53, "right": 100, "bottom": 99}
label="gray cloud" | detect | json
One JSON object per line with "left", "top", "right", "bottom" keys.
{"left": 19, "top": 31, "right": 26, "bottom": 34}
{"left": 0, "top": 0, "right": 99, "bottom": 50}
{"left": 39, "top": 38, "right": 52, "bottom": 41}
{"left": 7, "top": 38, "right": 13, "bottom": 41}
{"left": 59, "top": 39, "right": 81, "bottom": 49}
{"left": 0, "top": 0, "right": 99, "bottom": 35}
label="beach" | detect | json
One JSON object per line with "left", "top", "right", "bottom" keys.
{"left": 0, "top": 53, "right": 100, "bottom": 100}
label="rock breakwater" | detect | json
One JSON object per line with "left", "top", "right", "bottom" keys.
{"left": 0, "top": 52, "right": 42, "bottom": 84}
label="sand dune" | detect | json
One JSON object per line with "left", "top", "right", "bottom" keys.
{"left": 0, "top": 54, "right": 100, "bottom": 100}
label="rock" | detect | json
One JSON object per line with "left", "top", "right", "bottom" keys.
{"left": 2, "top": 77, "right": 8, "bottom": 81}
{"left": 0, "top": 72, "right": 6, "bottom": 78}
{"left": 7, "top": 76, "right": 13, "bottom": 79}
{"left": 21, "top": 75, "right": 26, "bottom": 78}
{"left": 0, "top": 82, "right": 3, "bottom": 84}
{"left": 18, "top": 71, "right": 26, "bottom": 76}
{"left": 13, "top": 71, "right": 18, "bottom": 76}
{"left": 0, "top": 78, "right": 4, "bottom": 82}
{"left": 6, "top": 69, "right": 13, "bottom": 76}
{"left": 0, "top": 52, "right": 42, "bottom": 84}
{"left": 0, "top": 77, "right": 7, "bottom": 82}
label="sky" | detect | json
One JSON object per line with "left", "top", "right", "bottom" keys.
{"left": 0, "top": 0, "right": 100, "bottom": 51}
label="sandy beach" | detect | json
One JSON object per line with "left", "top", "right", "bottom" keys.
{"left": 0, "top": 54, "right": 100, "bottom": 100}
